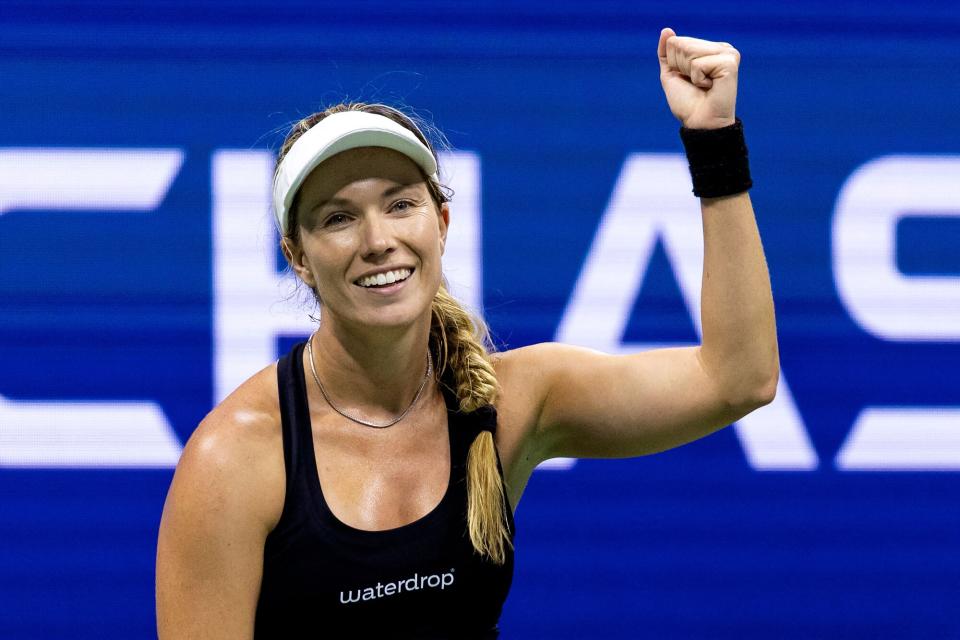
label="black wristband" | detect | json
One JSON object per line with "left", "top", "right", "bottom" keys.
{"left": 679, "top": 117, "right": 752, "bottom": 198}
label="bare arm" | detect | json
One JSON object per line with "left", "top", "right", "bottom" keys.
{"left": 698, "top": 191, "right": 778, "bottom": 405}
{"left": 156, "top": 387, "right": 283, "bottom": 639}
{"left": 522, "top": 190, "right": 777, "bottom": 460}
{"left": 502, "top": 29, "right": 777, "bottom": 463}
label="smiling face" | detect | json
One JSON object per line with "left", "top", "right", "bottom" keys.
{"left": 283, "top": 146, "right": 449, "bottom": 333}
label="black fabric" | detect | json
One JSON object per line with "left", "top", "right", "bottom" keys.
{"left": 254, "top": 341, "right": 515, "bottom": 639}
{"left": 679, "top": 117, "right": 753, "bottom": 198}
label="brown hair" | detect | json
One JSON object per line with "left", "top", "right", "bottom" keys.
{"left": 276, "top": 102, "right": 513, "bottom": 564}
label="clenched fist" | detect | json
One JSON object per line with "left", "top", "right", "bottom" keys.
{"left": 657, "top": 27, "right": 740, "bottom": 130}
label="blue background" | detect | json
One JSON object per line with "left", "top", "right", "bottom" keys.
{"left": 1, "top": 1, "right": 959, "bottom": 638}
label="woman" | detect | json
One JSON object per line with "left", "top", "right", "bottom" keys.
{"left": 156, "top": 27, "right": 777, "bottom": 638}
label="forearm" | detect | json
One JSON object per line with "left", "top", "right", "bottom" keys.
{"left": 657, "top": 28, "right": 778, "bottom": 406}
{"left": 698, "top": 191, "right": 779, "bottom": 406}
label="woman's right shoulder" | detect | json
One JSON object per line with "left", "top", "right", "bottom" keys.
{"left": 157, "top": 363, "right": 286, "bottom": 636}
{"left": 172, "top": 362, "right": 286, "bottom": 532}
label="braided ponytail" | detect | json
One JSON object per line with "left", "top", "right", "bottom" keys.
{"left": 430, "top": 284, "right": 513, "bottom": 565}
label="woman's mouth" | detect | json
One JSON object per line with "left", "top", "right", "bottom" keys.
{"left": 354, "top": 267, "right": 414, "bottom": 290}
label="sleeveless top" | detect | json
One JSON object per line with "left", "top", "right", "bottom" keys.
{"left": 254, "top": 341, "right": 516, "bottom": 639}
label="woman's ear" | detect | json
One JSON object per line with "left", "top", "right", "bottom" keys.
{"left": 281, "top": 237, "right": 317, "bottom": 288}
{"left": 439, "top": 203, "right": 450, "bottom": 255}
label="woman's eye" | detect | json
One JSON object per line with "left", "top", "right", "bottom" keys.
{"left": 324, "top": 213, "right": 349, "bottom": 227}
{"left": 392, "top": 200, "right": 413, "bottom": 212}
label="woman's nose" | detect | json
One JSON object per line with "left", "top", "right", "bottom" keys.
{"left": 360, "top": 213, "right": 395, "bottom": 258}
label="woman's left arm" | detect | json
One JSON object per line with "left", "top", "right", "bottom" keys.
{"left": 507, "top": 29, "right": 778, "bottom": 462}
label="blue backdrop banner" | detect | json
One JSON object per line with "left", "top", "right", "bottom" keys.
{"left": 1, "top": 2, "right": 958, "bottom": 638}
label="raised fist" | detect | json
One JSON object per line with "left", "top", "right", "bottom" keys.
{"left": 657, "top": 27, "right": 740, "bottom": 130}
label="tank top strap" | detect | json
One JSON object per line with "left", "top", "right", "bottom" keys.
{"left": 437, "top": 370, "right": 500, "bottom": 465}
{"left": 275, "top": 341, "right": 314, "bottom": 506}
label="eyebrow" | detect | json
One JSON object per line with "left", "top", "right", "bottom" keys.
{"left": 308, "top": 183, "right": 421, "bottom": 213}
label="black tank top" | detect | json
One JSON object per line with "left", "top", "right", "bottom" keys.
{"left": 254, "top": 341, "right": 516, "bottom": 639}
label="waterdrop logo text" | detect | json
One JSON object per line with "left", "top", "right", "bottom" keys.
{"left": 339, "top": 569, "right": 456, "bottom": 604}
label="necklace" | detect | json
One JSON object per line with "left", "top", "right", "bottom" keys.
{"left": 305, "top": 332, "right": 433, "bottom": 429}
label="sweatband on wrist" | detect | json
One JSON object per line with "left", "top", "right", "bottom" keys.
{"left": 679, "top": 117, "right": 752, "bottom": 198}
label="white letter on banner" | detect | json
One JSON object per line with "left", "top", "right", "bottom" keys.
{"left": 0, "top": 148, "right": 184, "bottom": 468}
{"left": 211, "top": 150, "right": 483, "bottom": 404}
{"left": 833, "top": 155, "right": 960, "bottom": 470}
{"left": 555, "top": 153, "right": 818, "bottom": 471}
{"left": 833, "top": 155, "right": 960, "bottom": 340}
{"left": 837, "top": 408, "right": 960, "bottom": 470}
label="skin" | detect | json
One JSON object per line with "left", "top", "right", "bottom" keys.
{"left": 156, "top": 28, "right": 778, "bottom": 639}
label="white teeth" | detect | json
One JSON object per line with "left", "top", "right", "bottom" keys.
{"left": 357, "top": 268, "right": 412, "bottom": 288}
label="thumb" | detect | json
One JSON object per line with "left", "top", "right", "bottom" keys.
{"left": 657, "top": 27, "right": 676, "bottom": 74}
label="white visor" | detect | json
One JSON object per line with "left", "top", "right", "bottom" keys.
{"left": 272, "top": 110, "right": 439, "bottom": 234}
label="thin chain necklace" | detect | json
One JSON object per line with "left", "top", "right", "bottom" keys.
{"left": 305, "top": 332, "right": 433, "bottom": 429}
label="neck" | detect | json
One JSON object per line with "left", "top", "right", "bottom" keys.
{"left": 310, "top": 313, "right": 435, "bottom": 422}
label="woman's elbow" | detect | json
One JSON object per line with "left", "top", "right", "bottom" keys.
{"left": 726, "top": 362, "right": 779, "bottom": 414}
{"left": 743, "top": 363, "right": 780, "bottom": 410}
{"left": 754, "top": 369, "right": 779, "bottom": 406}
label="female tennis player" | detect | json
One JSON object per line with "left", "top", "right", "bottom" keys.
{"left": 157, "top": 27, "right": 777, "bottom": 638}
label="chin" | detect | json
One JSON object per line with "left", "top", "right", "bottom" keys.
{"left": 352, "top": 298, "right": 434, "bottom": 332}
